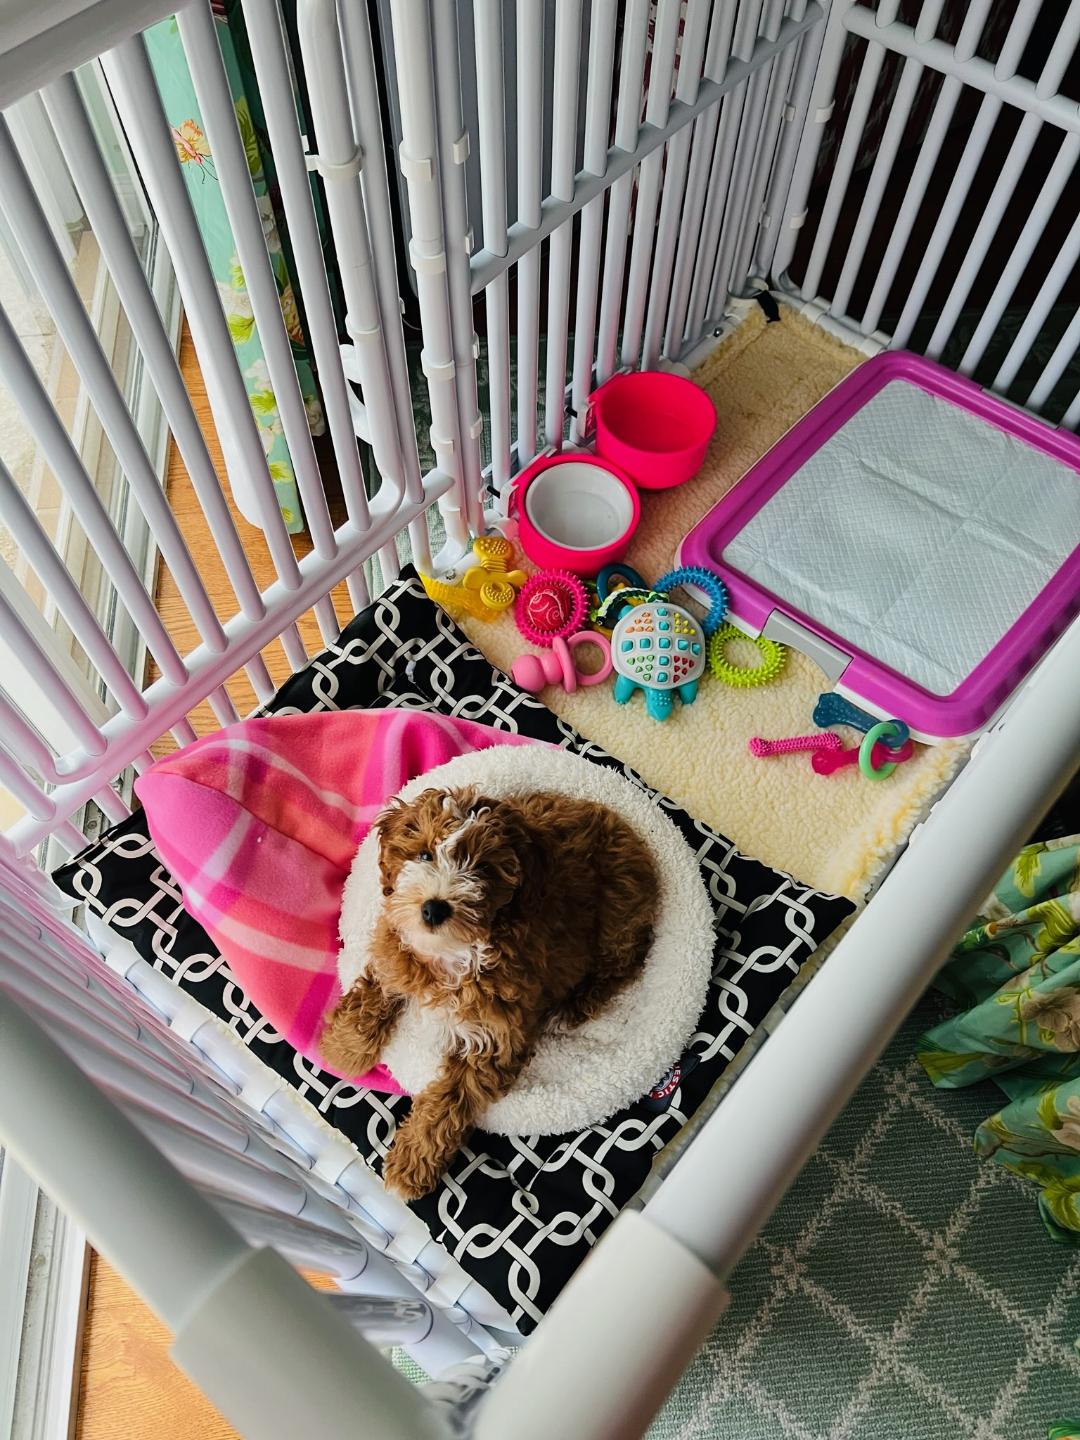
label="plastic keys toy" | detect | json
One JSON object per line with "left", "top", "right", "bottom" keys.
{"left": 812, "top": 736, "right": 914, "bottom": 776}
{"left": 749, "top": 732, "right": 843, "bottom": 758}
{"left": 511, "top": 632, "right": 613, "bottom": 696}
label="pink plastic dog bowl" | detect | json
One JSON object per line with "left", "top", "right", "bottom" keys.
{"left": 591, "top": 371, "right": 716, "bottom": 489}
{"left": 514, "top": 453, "right": 640, "bottom": 576}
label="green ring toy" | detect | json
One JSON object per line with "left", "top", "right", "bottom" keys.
{"left": 859, "top": 721, "right": 903, "bottom": 780}
{"left": 707, "top": 625, "right": 786, "bottom": 688}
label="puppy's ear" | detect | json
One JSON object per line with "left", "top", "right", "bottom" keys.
{"left": 466, "top": 798, "right": 527, "bottom": 905}
{"left": 375, "top": 797, "right": 411, "bottom": 896}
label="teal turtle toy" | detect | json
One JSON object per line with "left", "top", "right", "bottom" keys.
{"left": 610, "top": 601, "right": 706, "bottom": 721}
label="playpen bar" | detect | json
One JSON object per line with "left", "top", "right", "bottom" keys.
{"left": 0, "top": 984, "right": 246, "bottom": 1329}
{"left": 479, "top": 618, "right": 1080, "bottom": 1438}
{"left": 641, "top": 0, "right": 711, "bottom": 370}
{"left": 927, "top": 134, "right": 1059, "bottom": 357}
{"left": 241, "top": 0, "right": 370, "bottom": 536}
{"left": 543, "top": 0, "right": 583, "bottom": 449}
{"left": 0, "top": 458, "right": 149, "bottom": 720}
{"left": 954, "top": 133, "right": 1080, "bottom": 375}
{"left": 177, "top": 3, "right": 338, "bottom": 564}
{"left": 920, "top": 1, "right": 1079, "bottom": 360}
{"left": 769, "top": 0, "right": 850, "bottom": 284}
{"left": 684, "top": 0, "right": 763, "bottom": 345}
{"left": 0, "top": 113, "right": 228, "bottom": 656}
{"left": 0, "top": 313, "right": 187, "bottom": 689}
{"left": 841, "top": 4, "right": 1080, "bottom": 139}
{"left": 991, "top": 206, "right": 1080, "bottom": 392}
{"left": 5, "top": 479, "right": 451, "bottom": 853}
{"left": 620, "top": 0, "right": 682, "bottom": 370}
{"left": 208, "top": 685, "right": 241, "bottom": 728}
{"left": 859, "top": 0, "right": 1004, "bottom": 336}
{"left": 709, "top": 0, "right": 787, "bottom": 312}
{"left": 388, "top": 1, "right": 470, "bottom": 553}
{"left": 664, "top": 1, "right": 738, "bottom": 356}
{"left": 92, "top": 783, "right": 131, "bottom": 824}
{"left": 40, "top": 72, "right": 266, "bottom": 627}
{"left": 800, "top": 0, "right": 901, "bottom": 304}
{"left": 290, "top": 1, "right": 414, "bottom": 575}
{"left": 471, "top": 3, "right": 822, "bottom": 294}
{"left": 34, "top": 933, "right": 485, "bottom": 1367}
{"left": 51, "top": 819, "right": 91, "bottom": 857}
{"left": 570, "top": 0, "right": 617, "bottom": 440}
{"left": 827, "top": 0, "right": 948, "bottom": 320}
{"left": 335, "top": 2, "right": 426, "bottom": 516}
{"left": 0, "top": 992, "right": 448, "bottom": 1440}
{"left": 473, "top": 0, "right": 512, "bottom": 488}
{"left": 210, "top": 1194, "right": 375, "bottom": 1279}
{"left": 0, "top": 594, "right": 107, "bottom": 762}
{"left": 1027, "top": 308, "right": 1080, "bottom": 411}
{"left": 0, "top": 750, "right": 52, "bottom": 824}
{"left": 101, "top": 38, "right": 303, "bottom": 592}
{"left": 726, "top": 0, "right": 805, "bottom": 302}
{"left": 430, "top": 0, "right": 486, "bottom": 536}
{"left": 996, "top": 214, "right": 1080, "bottom": 394}
{"left": 0, "top": 694, "right": 62, "bottom": 803}
{"left": 594, "top": 0, "right": 650, "bottom": 387}
{"left": 515, "top": 0, "right": 544, "bottom": 465}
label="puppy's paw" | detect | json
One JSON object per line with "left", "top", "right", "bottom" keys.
{"left": 318, "top": 1007, "right": 381, "bottom": 1078}
{"left": 382, "top": 1125, "right": 447, "bottom": 1201}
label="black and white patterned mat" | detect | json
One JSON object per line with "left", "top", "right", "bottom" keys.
{"left": 55, "top": 572, "right": 852, "bottom": 1330}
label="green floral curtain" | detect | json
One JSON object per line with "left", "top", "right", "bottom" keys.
{"left": 145, "top": 5, "right": 328, "bottom": 533}
{"left": 919, "top": 835, "right": 1080, "bottom": 1243}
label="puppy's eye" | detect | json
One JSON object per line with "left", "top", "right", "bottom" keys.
{"left": 416, "top": 849, "right": 432, "bottom": 863}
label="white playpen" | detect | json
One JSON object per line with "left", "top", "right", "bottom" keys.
{"left": 0, "top": 0, "right": 1078, "bottom": 1434}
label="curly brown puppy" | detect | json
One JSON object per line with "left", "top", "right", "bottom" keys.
{"left": 320, "top": 784, "right": 657, "bottom": 1200}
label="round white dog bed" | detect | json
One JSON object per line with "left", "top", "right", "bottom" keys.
{"left": 338, "top": 745, "right": 715, "bottom": 1135}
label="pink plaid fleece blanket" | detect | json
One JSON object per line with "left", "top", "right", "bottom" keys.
{"left": 135, "top": 709, "right": 533, "bottom": 1093}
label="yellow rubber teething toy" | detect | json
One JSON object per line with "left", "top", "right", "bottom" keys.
{"left": 421, "top": 537, "right": 526, "bottom": 620}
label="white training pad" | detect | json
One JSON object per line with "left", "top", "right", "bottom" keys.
{"left": 722, "top": 380, "right": 1080, "bottom": 695}
{"left": 338, "top": 745, "right": 715, "bottom": 1136}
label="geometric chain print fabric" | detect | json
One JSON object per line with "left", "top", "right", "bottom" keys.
{"left": 55, "top": 571, "right": 852, "bottom": 1332}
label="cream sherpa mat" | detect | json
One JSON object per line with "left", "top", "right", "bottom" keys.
{"left": 337, "top": 746, "right": 715, "bottom": 1135}
{"left": 459, "top": 308, "right": 969, "bottom": 901}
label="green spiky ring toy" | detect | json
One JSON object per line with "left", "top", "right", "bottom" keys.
{"left": 707, "top": 625, "right": 787, "bottom": 688}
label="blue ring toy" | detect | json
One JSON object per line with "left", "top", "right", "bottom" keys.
{"left": 596, "top": 563, "right": 648, "bottom": 602}
{"left": 654, "top": 566, "right": 729, "bottom": 636}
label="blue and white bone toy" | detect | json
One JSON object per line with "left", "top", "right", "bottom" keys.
{"left": 610, "top": 601, "right": 706, "bottom": 721}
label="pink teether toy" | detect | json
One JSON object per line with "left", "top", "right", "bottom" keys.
{"left": 813, "top": 738, "right": 914, "bottom": 776}
{"left": 515, "top": 570, "right": 589, "bottom": 647}
{"left": 749, "top": 732, "right": 842, "bottom": 758}
{"left": 511, "top": 632, "right": 613, "bottom": 696}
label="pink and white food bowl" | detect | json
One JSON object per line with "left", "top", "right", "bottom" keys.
{"left": 590, "top": 370, "right": 717, "bottom": 489}
{"left": 514, "top": 453, "right": 640, "bottom": 575}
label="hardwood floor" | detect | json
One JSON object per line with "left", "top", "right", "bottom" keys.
{"left": 78, "top": 1260, "right": 238, "bottom": 1440}
{"left": 77, "top": 325, "right": 348, "bottom": 1436}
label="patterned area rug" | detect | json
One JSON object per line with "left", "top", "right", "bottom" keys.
{"left": 648, "top": 995, "right": 1080, "bottom": 1440}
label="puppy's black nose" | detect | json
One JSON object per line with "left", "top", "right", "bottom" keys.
{"left": 421, "top": 898, "right": 452, "bottom": 928}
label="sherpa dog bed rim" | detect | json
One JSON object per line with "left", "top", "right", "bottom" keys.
{"left": 337, "top": 745, "right": 716, "bottom": 1136}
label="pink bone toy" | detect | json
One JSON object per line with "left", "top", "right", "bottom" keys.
{"left": 510, "top": 632, "right": 613, "bottom": 696}
{"left": 748, "top": 732, "right": 843, "bottom": 758}
{"left": 812, "top": 737, "right": 915, "bottom": 776}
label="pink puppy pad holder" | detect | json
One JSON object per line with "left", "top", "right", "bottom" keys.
{"left": 679, "top": 352, "right": 1080, "bottom": 739}
{"left": 135, "top": 710, "right": 534, "bottom": 1094}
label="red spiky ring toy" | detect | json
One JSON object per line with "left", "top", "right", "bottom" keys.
{"left": 514, "top": 570, "right": 589, "bottom": 648}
